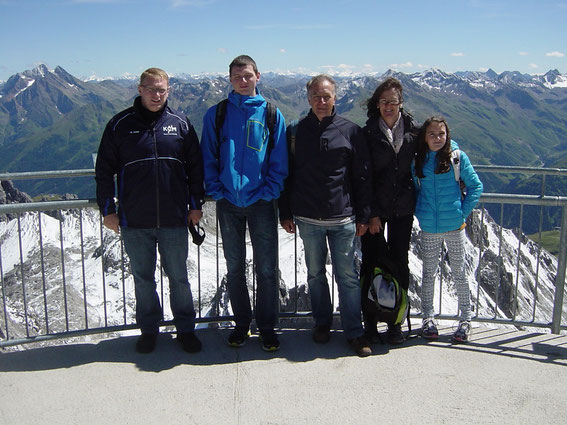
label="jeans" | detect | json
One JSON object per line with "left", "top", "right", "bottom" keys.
{"left": 297, "top": 220, "right": 364, "bottom": 339}
{"left": 121, "top": 226, "right": 196, "bottom": 334}
{"left": 216, "top": 199, "right": 279, "bottom": 332}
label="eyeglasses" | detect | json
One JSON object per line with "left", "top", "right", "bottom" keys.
{"left": 141, "top": 85, "right": 168, "bottom": 96}
{"left": 378, "top": 99, "right": 401, "bottom": 106}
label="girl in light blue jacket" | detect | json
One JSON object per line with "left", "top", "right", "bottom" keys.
{"left": 413, "top": 116, "right": 483, "bottom": 343}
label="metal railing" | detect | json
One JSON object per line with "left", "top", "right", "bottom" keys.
{"left": 0, "top": 167, "right": 566, "bottom": 348}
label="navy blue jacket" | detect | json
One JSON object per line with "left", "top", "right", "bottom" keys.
{"left": 95, "top": 97, "right": 204, "bottom": 228}
{"left": 279, "top": 110, "right": 371, "bottom": 223}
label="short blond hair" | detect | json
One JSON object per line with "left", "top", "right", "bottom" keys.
{"left": 139, "top": 67, "right": 169, "bottom": 85}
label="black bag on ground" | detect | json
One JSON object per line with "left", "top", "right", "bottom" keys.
{"left": 360, "top": 258, "right": 410, "bottom": 337}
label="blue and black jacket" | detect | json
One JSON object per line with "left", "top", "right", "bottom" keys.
{"left": 95, "top": 97, "right": 204, "bottom": 228}
{"left": 200, "top": 90, "right": 288, "bottom": 207}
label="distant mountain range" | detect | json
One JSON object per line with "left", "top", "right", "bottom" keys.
{"left": 1, "top": 65, "right": 567, "bottom": 232}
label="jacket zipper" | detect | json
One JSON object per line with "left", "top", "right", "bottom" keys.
{"left": 151, "top": 127, "right": 160, "bottom": 228}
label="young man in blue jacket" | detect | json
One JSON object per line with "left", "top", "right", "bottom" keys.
{"left": 95, "top": 67, "right": 204, "bottom": 354}
{"left": 201, "top": 55, "right": 287, "bottom": 351}
{"left": 279, "top": 75, "right": 373, "bottom": 357}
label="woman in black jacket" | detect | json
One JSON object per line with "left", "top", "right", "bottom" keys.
{"left": 361, "top": 77, "right": 419, "bottom": 344}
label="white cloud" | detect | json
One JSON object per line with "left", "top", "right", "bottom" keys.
{"left": 279, "top": 49, "right": 287, "bottom": 54}
{"left": 518, "top": 52, "right": 529, "bottom": 56}
{"left": 391, "top": 62, "right": 413, "bottom": 69}
{"left": 546, "top": 51, "right": 565, "bottom": 58}
{"left": 217, "top": 48, "right": 228, "bottom": 54}
{"left": 451, "top": 52, "right": 465, "bottom": 57}
{"left": 529, "top": 63, "right": 539, "bottom": 69}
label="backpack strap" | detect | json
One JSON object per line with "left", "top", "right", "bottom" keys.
{"left": 265, "top": 102, "right": 278, "bottom": 163}
{"left": 214, "top": 99, "right": 228, "bottom": 160}
{"left": 287, "top": 119, "right": 299, "bottom": 157}
{"left": 451, "top": 149, "right": 461, "bottom": 181}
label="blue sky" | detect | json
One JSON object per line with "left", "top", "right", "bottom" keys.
{"left": 1, "top": 0, "right": 566, "bottom": 81}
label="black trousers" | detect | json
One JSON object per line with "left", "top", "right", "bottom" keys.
{"left": 360, "top": 214, "right": 413, "bottom": 291}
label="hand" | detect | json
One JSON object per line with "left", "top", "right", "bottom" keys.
{"left": 188, "top": 210, "right": 203, "bottom": 226}
{"left": 369, "top": 216, "right": 383, "bottom": 234}
{"left": 356, "top": 222, "right": 369, "bottom": 237}
{"left": 103, "top": 213, "right": 120, "bottom": 234}
{"left": 280, "top": 219, "right": 296, "bottom": 234}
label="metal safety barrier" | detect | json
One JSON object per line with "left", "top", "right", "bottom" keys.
{"left": 0, "top": 167, "right": 566, "bottom": 348}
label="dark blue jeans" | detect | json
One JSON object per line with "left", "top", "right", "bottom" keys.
{"left": 296, "top": 220, "right": 364, "bottom": 339}
{"left": 121, "top": 226, "right": 196, "bottom": 334}
{"left": 216, "top": 199, "right": 279, "bottom": 332}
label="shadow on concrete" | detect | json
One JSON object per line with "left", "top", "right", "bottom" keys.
{"left": 1, "top": 321, "right": 566, "bottom": 373}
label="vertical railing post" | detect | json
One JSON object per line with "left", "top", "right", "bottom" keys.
{"left": 551, "top": 204, "right": 567, "bottom": 334}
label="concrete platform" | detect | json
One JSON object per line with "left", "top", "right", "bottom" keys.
{"left": 1, "top": 321, "right": 566, "bottom": 424}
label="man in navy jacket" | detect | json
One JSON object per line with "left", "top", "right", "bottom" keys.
{"left": 279, "top": 75, "right": 372, "bottom": 357}
{"left": 95, "top": 67, "right": 204, "bottom": 354}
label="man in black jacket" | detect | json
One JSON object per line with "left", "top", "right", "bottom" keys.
{"left": 279, "top": 75, "right": 372, "bottom": 357}
{"left": 95, "top": 68, "right": 204, "bottom": 354}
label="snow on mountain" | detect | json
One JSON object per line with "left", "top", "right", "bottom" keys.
{"left": 0, "top": 201, "right": 563, "bottom": 345}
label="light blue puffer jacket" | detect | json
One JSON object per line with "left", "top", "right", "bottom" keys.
{"left": 413, "top": 140, "right": 483, "bottom": 233}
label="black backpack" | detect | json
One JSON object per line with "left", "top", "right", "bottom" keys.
{"left": 214, "top": 99, "right": 278, "bottom": 161}
{"left": 361, "top": 259, "right": 411, "bottom": 335}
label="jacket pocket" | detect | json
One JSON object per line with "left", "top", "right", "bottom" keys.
{"left": 246, "top": 119, "right": 268, "bottom": 152}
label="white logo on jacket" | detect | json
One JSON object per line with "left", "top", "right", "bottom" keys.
{"left": 163, "top": 125, "right": 178, "bottom": 136}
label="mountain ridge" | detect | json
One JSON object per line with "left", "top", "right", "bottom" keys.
{"left": 1, "top": 65, "right": 567, "bottom": 232}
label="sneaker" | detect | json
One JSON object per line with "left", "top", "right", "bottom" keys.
{"left": 260, "top": 330, "right": 280, "bottom": 352}
{"left": 387, "top": 323, "right": 405, "bottom": 345}
{"left": 452, "top": 321, "right": 472, "bottom": 343}
{"left": 177, "top": 331, "right": 202, "bottom": 353}
{"left": 348, "top": 336, "right": 372, "bottom": 357}
{"left": 421, "top": 318, "right": 439, "bottom": 340}
{"left": 136, "top": 333, "right": 157, "bottom": 354}
{"left": 312, "top": 324, "right": 331, "bottom": 344}
{"left": 228, "top": 327, "right": 250, "bottom": 347}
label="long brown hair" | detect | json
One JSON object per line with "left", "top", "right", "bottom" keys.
{"left": 415, "top": 116, "right": 452, "bottom": 178}
{"left": 365, "top": 77, "right": 404, "bottom": 119}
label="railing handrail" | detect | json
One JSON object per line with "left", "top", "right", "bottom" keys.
{"left": 1, "top": 166, "right": 566, "bottom": 347}
{"left": 2, "top": 164, "right": 567, "bottom": 183}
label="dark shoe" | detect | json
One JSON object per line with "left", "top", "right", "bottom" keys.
{"left": 260, "top": 330, "right": 280, "bottom": 352}
{"left": 312, "top": 325, "right": 331, "bottom": 344}
{"left": 348, "top": 335, "right": 372, "bottom": 357}
{"left": 387, "top": 323, "right": 405, "bottom": 345}
{"left": 136, "top": 333, "right": 157, "bottom": 354}
{"left": 177, "top": 332, "right": 202, "bottom": 353}
{"left": 228, "top": 327, "right": 250, "bottom": 347}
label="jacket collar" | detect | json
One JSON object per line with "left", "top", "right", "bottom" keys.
{"left": 307, "top": 107, "right": 337, "bottom": 128}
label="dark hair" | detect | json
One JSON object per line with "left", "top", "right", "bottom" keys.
{"left": 365, "top": 77, "right": 404, "bottom": 118}
{"left": 415, "top": 116, "right": 452, "bottom": 178}
{"left": 229, "top": 55, "right": 258, "bottom": 76}
{"left": 306, "top": 74, "right": 336, "bottom": 94}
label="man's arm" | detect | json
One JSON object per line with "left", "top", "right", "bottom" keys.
{"left": 262, "top": 108, "right": 288, "bottom": 200}
{"left": 95, "top": 121, "right": 120, "bottom": 229}
{"left": 200, "top": 106, "right": 225, "bottom": 200}
{"left": 350, "top": 125, "right": 372, "bottom": 225}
